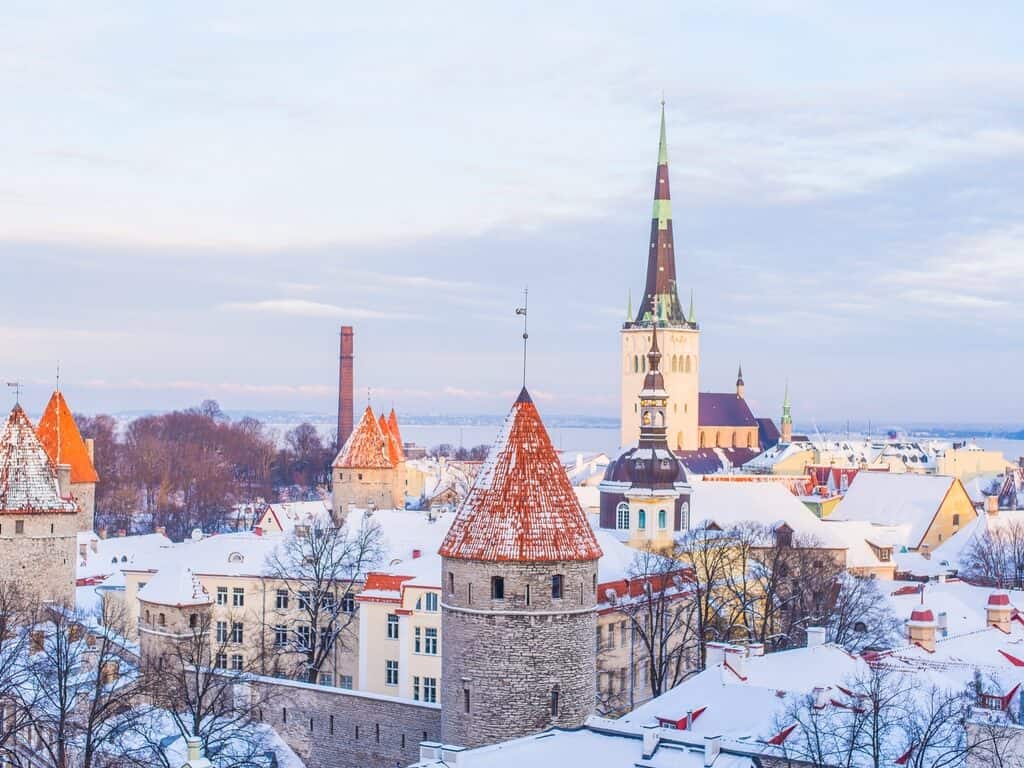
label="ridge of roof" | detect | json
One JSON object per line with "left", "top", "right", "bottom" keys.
{"left": 36, "top": 390, "right": 100, "bottom": 483}
{"left": 439, "top": 389, "right": 603, "bottom": 562}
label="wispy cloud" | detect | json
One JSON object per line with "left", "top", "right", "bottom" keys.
{"left": 218, "top": 299, "right": 412, "bottom": 320}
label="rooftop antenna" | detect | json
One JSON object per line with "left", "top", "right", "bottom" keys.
{"left": 367, "top": 387, "right": 371, "bottom": 407}
{"left": 6, "top": 381, "right": 21, "bottom": 405}
{"left": 515, "top": 287, "right": 529, "bottom": 388}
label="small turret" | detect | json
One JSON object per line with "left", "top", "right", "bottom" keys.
{"left": 736, "top": 364, "right": 745, "bottom": 399}
{"left": 781, "top": 381, "right": 793, "bottom": 444}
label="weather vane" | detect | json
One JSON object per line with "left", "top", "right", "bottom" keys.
{"left": 6, "top": 381, "right": 21, "bottom": 405}
{"left": 515, "top": 287, "right": 529, "bottom": 388}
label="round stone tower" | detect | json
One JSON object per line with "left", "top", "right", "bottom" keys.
{"left": 439, "top": 387, "right": 602, "bottom": 749}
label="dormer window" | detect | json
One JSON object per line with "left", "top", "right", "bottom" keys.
{"left": 228, "top": 552, "right": 244, "bottom": 564}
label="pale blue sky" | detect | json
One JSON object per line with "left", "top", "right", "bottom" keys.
{"left": 2, "top": 2, "right": 1023, "bottom": 425}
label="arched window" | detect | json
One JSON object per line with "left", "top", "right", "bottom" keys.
{"left": 641, "top": 355, "right": 646, "bottom": 372}
{"left": 680, "top": 502, "right": 690, "bottom": 531}
{"left": 658, "top": 509, "right": 667, "bottom": 530}
{"left": 684, "top": 355, "right": 692, "bottom": 373}
{"left": 157, "top": 613, "right": 165, "bottom": 626}
{"left": 699, "top": 432, "right": 706, "bottom": 448}
{"left": 615, "top": 502, "right": 630, "bottom": 530}
{"left": 676, "top": 431, "right": 683, "bottom": 448}
{"left": 638, "top": 510, "right": 647, "bottom": 530}
{"left": 671, "top": 355, "right": 678, "bottom": 372}
{"left": 655, "top": 410, "right": 664, "bottom": 427}
{"left": 642, "top": 411, "right": 652, "bottom": 426}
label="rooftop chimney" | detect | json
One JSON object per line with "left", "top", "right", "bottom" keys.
{"left": 57, "top": 463, "right": 72, "bottom": 497}
{"left": 703, "top": 735, "right": 721, "bottom": 767}
{"left": 986, "top": 495, "right": 1000, "bottom": 516}
{"left": 705, "top": 641, "right": 728, "bottom": 668}
{"left": 338, "top": 326, "right": 354, "bottom": 450}
{"left": 84, "top": 437, "right": 95, "bottom": 464}
{"left": 806, "top": 626, "right": 827, "bottom": 648}
{"left": 642, "top": 724, "right": 661, "bottom": 759}
{"left": 908, "top": 605, "right": 937, "bottom": 652}
{"left": 987, "top": 591, "right": 1012, "bottom": 633}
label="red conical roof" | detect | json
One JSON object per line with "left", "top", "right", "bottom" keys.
{"left": 36, "top": 391, "right": 99, "bottom": 483}
{"left": 332, "top": 406, "right": 393, "bottom": 469}
{"left": 439, "top": 388, "right": 602, "bottom": 562}
{"left": 378, "top": 413, "right": 404, "bottom": 465}
{"left": 387, "top": 409, "right": 405, "bottom": 456}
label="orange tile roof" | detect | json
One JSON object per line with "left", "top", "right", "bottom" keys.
{"left": 379, "top": 414, "right": 404, "bottom": 466}
{"left": 439, "top": 388, "right": 602, "bottom": 563}
{"left": 36, "top": 391, "right": 99, "bottom": 483}
{"left": 333, "top": 406, "right": 393, "bottom": 469}
{"left": 387, "top": 409, "right": 404, "bottom": 452}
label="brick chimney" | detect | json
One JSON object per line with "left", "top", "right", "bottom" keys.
{"left": 57, "top": 463, "right": 72, "bottom": 497}
{"left": 986, "top": 495, "right": 1000, "bottom": 517}
{"left": 987, "top": 591, "right": 1012, "bottom": 633}
{"left": 908, "top": 605, "right": 937, "bottom": 652}
{"left": 338, "top": 325, "right": 354, "bottom": 450}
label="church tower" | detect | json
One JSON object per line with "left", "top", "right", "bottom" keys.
{"left": 780, "top": 382, "right": 793, "bottom": 444}
{"left": 439, "top": 387, "right": 602, "bottom": 748}
{"left": 620, "top": 103, "right": 700, "bottom": 450}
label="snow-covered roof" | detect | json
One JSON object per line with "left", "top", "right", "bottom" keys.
{"left": 410, "top": 721, "right": 754, "bottom": 768}
{"left": 935, "top": 508, "right": 1024, "bottom": 571}
{"left": 332, "top": 405, "right": 393, "bottom": 469}
{"left": 138, "top": 566, "right": 211, "bottom": 607}
{"left": 830, "top": 473, "right": 965, "bottom": 548}
{"left": 77, "top": 531, "right": 174, "bottom": 581}
{"left": 0, "top": 404, "right": 79, "bottom": 515}
{"left": 439, "top": 388, "right": 602, "bottom": 563}
{"left": 259, "top": 499, "right": 331, "bottom": 533}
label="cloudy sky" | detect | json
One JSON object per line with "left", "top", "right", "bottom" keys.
{"left": 2, "top": 1, "right": 1022, "bottom": 427}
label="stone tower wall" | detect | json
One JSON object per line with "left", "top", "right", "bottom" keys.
{"left": 621, "top": 326, "right": 699, "bottom": 450}
{"left": 0, "top": 512, "right": 76, "bottom": 606}
{"left": 440, "top": 557, "right": 598, "bottom": 748}
{"left": 70, "top": 481, "right": 95, "bottom": 532}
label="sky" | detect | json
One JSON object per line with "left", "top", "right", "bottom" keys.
{"left": 2, "top": 1, "right": 1023, "bottom": 427}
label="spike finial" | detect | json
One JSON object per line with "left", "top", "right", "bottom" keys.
{"left": 515, "top": 287, "right": 529, "bottom": 388}
{"left": 658, "top": 99, "right": 669, "bottom": 165}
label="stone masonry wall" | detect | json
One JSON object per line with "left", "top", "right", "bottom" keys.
{"left": 441, "top": 557, "right": 598, "bottom": 748}
{"left": 250, "top": 676, "right": 441, "bottom": 768}
{"left": 70, "top": 481, "right": 95, "bottom": 533}
{"left": 0, "top": 512, "right": 76, "bottom": 605}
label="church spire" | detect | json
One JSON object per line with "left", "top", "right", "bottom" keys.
{"left": 635, "top": 101, "right": 687, "bottom": 327}
{"left": 781, "top": 380, "right": 793, "bottom": 444}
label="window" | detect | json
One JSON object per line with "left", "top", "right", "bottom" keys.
{"left": 298, "top": 591, "right": 311, "bottom": 611}
{"left": 297, "top": 625, "right": 311, "bottom": 649}
{"left": 319, "top": 672, "right": 333, "bottom": 686}
{"left": 413, "top": 676, "right": 420, "bottom": 701}
{"left": 551, "top": 575, "right": 563, "bottom": 599}
{"left": 414, "top": 626, "right": 422, "bottom": 653}
{"left": 464, "top": 689, "right": 471, "bottom": 713}
{"left": 596, "top": 625, "right": 603, "bottom": 651}
{"left": 424, "top": 627, "right": 438, "bottom": 655}
{"left": 952, "top": 514, "right": 961, "bottom": 526}
{"left": 341, "top": 594, "right": 355, "bottom": 614}
{"left": 680, "top": 502, "right": 690, "bottom": 531}
{"left": 491, "top": 576, "right": 504, "bottom": 600}
{"left": 14, "top": 520, "right": 24, "bottom": 535}
{"left": 339, "top": 675, "right": 353, "bottom": 690}
{"left": 385, "top": 660, "right": 399, "bottom": 686}
{"left": 275, "top": 589, "right": 289, "bottom": 610}
{"left": 448, "top": 572, "right": 454, "bottom": 593}
{"left": 615, "top": 502, "right": 630, "bottom": 530}
{"left": 425, "top": 592, "right": 438, "bottom": 612}
{"left": 216, "top": 621, "right": 228, "bottom": 643}
{"left": 216, "top": 587, "right": 228, "bottom": 606}
{"left": 620, "top": 621, "right": 627, "bottom": 647}
{"left": 386, "top": 614, "right": 399, "bottom": 640}
{"left": 157, "top": 613, "right": 166, "bottom": 626}
{"left": 231, "top": 654, "right": 244, "bottom": 671}
{"left": 215, "top": 653, "right": 228, "bottom": 670}
{"left": 189, "top": 613, "right": 198, "bottom": 628}
{"left": 551, "top": 686, "right": 560, "bottom": 717}
{"left": 606, "top": 623, "right": 615, "bottom": 649}
{"left": 232, "top": 587, "right": 244, "bottom": 607}
{"left": 423, "top": 677, "right": 438, "bottom": 704}
{"left": 638, "top": 509, "right": 647, "bottom": 530}
{"left": 273, "top": 625, "right": 288, "bottom": 646}
{"left": 526, "top": 584, "right": 531, "bottom": 606}
{"left": 658, "top": 509, "right": 667, "bottom": 530}
{"left": 231, "top": 622, "right": 244, "bottom": 643}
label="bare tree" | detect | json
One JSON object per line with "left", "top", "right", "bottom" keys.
{"left": 0, "top": 582, "right": 33, "bottom": 766}
{"left": 961, "top": 521, "right": 1024, "bottom": 589}
{"left": 828, "top": 572, "right": 903, "bottom": 652}
{"left": 133, "top": 611, "right": 274, "bottom": 768}
{"left": 263, "top": 515, "right": 384, "bottom": 682}
{"left": 21, "top": 602, "right": 140, "bottom": 768}
{"left": 598, "top": 546, "right": 697, "bottom": 712}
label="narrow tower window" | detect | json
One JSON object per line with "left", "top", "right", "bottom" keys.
{"left": 491, "top": 576, "right": 504, "bottom": 600}
{"left": 551, "top": 574, "right": 563, "bottom": 599}
{"left": 551, "top": 686, "right": 560, "bottom": 717}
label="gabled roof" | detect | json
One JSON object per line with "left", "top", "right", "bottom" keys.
{"left": 756, "top": 417, "right": 780, "bottom": 449}
{"left": 36, "top": 390, "right": 99, "bottom": 483}
{"left": 439, "top": 388, "right": 602, "bottom": 562}
{"left": 831, "top": 473, "right": 972, "bottom": 549}
{"left": 698, "top": 393, "right": 758, "bottom": 428}
{"left": 332, "top": 406, "right": 393, "bottom": 469}
{"left": 0, "top": 405, "right": 79, "bottom": 515}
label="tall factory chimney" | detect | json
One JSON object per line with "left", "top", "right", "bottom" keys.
{"left": 338, "top": 326, "right": 354, "bottom": 450}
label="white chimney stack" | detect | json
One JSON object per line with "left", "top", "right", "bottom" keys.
{"left": 705, "top": 642, "right": 727, "bottom": 668}
{"left": 642, "top": 724, "right": 661, "bottom": 759}
{"left": 806, "top": 627, "right": 827, "bottom": 648}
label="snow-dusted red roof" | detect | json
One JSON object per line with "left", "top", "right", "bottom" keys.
{"left": 379, "top": 413, "right": 404, "bottom": 465}
{"left": 438, "top": 388, "right": 602, "bottom": 563}
{"left": 333, "top": 406, "right": 393, "bottom": 469}
{"left": 0, "top": 405, "right": 79, "bottom": 515}
{"left": 36, "top": 390, "right": 99, "bottom": 484}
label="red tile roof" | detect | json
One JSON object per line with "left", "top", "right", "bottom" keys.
{"left": 387, "top": 409, "right": 404, "bottom": 453}
{"left": 439, "top": 388, "right": 602, "bottom": 563}
{"left": 332, "top": 406, "right": 393, "bottom": 469}
{"left": 379, "top": 414, "right": 404, "bottom": 466}
{"left": 0, "top": 405, "right": 79, "bottom": 515}
{"left": 36, "top": 391, "right": 99, "bottom": 483}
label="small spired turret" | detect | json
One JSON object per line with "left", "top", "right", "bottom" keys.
{"left": 439, "top": 387, "right": 602, "bottom": 748}
{"left": 601, "top": 318, "right": 692, "bottom": 548}
{"left": 780, "top": 382, "right": 793, "bottom": 445}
